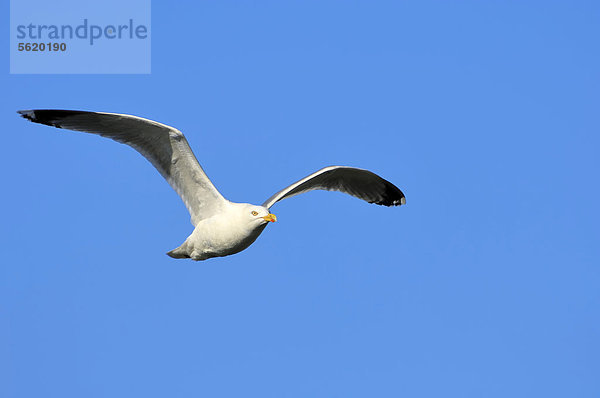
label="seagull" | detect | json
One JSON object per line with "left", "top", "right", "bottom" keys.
{"left": 19, "top": 110, "right": 406, "bottom": 261}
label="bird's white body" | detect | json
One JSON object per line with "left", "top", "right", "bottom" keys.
{"left": 168, "top": 202, "right": 271, "bottom": 260}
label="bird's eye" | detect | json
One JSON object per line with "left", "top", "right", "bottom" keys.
{"left": 251, "top": 211, "right": 258, "bottom": 216}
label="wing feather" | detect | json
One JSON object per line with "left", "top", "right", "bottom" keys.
{"left": 19, "top": 109, "right": 226, "bottom": 226}
{"left": 262, "top": 166, "right": 405, "bottom": 209}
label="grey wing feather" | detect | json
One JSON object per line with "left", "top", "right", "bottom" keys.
{"left": 18, "top": 109, "right": 226, "bottom": 226}
{"left": 262, "top": 166, "right": 405, "bottom": 209}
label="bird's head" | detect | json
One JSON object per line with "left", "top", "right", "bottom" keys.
{"left": 236, "top": 203, "right": 277, "bottom": 228}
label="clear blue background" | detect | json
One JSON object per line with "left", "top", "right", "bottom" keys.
{"left": 1, "top": 1, "right": 599, "bottom": 397}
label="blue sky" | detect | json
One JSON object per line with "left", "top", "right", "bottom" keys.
{"left": 1, "top": 1, "right": 599, "bottom": 397}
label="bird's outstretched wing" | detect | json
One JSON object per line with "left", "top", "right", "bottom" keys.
{"left": 262, "top": 166, "right": 405, "bottom": 209}
{"left": 19, "top": 109, "right": 226, "bottom": 226}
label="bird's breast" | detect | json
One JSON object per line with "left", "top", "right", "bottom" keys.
{"left": 188, "top": 218, "right": 268, "bottom": 257}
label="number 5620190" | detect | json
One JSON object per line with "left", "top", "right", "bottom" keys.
{"left": 18, "top": 42, "right": 67, "bottom": 51}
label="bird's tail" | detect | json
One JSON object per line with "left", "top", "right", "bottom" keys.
{"left": 166, "top": 245, "right": 189, "bottom": 259}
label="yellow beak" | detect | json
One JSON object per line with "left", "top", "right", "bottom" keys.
{"left": 262, "top": 213, "right": 277, "bottom": 222}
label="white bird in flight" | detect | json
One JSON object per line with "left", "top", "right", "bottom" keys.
{"left": 19, "top": 110, "right": 406, "bottom": 261}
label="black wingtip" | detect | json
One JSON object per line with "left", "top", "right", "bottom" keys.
{"left": 376, "top": 181, "right": 406, "bottom": 207}
{"left": 18, "top": 109, "right": 90, "bottom": 129}
{"left": 18, "top": 109, "right": 62, "bottom": 128}
{"left": 17, "top": 109, "right": 36, "bottom": 121}
{"left": 383, "top": 195, "right": 406, "bottom": 207}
